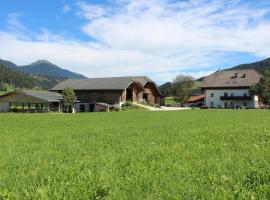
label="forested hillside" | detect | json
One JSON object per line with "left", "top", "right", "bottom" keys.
{"left": 0, "top": 64, "right": 64, "bottom": 90}
{"left": 231, "top": 57, "right": 270, "bottom": 74}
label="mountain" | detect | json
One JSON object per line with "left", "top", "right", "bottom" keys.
{"left": 19, "top": 60, "right": 86, "bottom": 79}
{"left": 0, "top": 59, "right": 86, "bottom": 79}
{"left": 229, "top": 57, "right": 270, "bottom": 74}
{"left": 159, "top": 82, "right": 173, "bottom": 97}
{"left": 0, "top": 64, "right": 64, "bottom": 89}
{"left": 0, "top": 59, "right": 19, "bottom": 70}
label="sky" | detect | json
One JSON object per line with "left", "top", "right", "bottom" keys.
{"left": 1, "top": 0, "right": 270, "bottom": 84}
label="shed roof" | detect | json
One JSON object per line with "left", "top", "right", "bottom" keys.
{"left": 201, "top": 69, "right": 261, "bottom": 89}
{"left": 51, "top": 76, "right": 154, "bottom": 91}
{"left": 22, "top": 91, "right": 63, "bottom": 102}
{"left": 0, "top": 91, "right": 63, "bottom": 102}
{"left": 187, "top": 94, "right": 205, "bottom": 103}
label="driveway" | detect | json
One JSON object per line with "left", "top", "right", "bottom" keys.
{"left": 132, "top": 103, "right": 191, "bottom": 111}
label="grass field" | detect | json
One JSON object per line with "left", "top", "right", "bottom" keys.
{"left": 164, "top": 96, "right": 177, "bottom": 105}
{"left": 0, "top": 110, "right": 270, "bottom": 199}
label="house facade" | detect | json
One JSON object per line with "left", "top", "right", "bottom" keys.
{"left": 201, "top": 70, "right": 261, "bottom": 108}
{"left": 51, "top": 76, "right": 162, "bottom": 112}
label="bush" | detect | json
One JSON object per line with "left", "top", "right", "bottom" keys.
{"left": 122, "top": 101, "right": 132, "bottom": 107}
{"left": 200, "top": 105, "right": 209, "bottom": 109}
{"left": 121, "top": 101, "right": 147, "bottom": 111}
{"left": 154, "top": 104, "right": 161, "bottom": 108}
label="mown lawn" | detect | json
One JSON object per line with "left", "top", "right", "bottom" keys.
{"left": 0, "top": 110, "right": 270, "bottom": 199}
{"left": 164, "top": 96, "right": 177, "bottom": 105}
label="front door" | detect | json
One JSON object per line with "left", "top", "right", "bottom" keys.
{"left": 126, "top": 88, "right": 133, "bottom": 102}
{"left": 143, "top": 93, "right": 148, "bottom": 103}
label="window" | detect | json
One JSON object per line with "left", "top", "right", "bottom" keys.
{"left": 211, "top": 93, "right": 214, "bottom": 97}
{"left": 224, "top": 92, "right": 228, "bottom": 97}
{"left": 230, "top": 102, "right": 234, "bottom": 107}
{"left": 243, "top": 102, "right": 247, "bottom": 107}
{"left": 224, "top": 102, "right": 228, "bottom": 108}
{"left": 243, "top": 93, "right": 247, "bottom": 97}
{"left": 230, "top": 93, "right": 234, "bottom": 97}
{"left": 211, "top": 102, "right": 214, "bottom": 106}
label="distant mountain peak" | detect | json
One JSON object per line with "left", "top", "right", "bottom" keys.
{"left": 0, "top": 58, "right": 87, "bottom": 79}
{"left": 31, "top": 59, "right": 52, "bottom": 65}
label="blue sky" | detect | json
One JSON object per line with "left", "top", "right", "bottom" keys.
{"left": 1, "top": 0, "right": 270, "bottom": 83}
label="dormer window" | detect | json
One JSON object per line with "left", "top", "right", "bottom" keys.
{"left": 231, "top": 73, "right": 239, "bottom": 79}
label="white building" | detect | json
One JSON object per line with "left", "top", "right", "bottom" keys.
{"left": 201, "top": 70, "right": 261, "bottom": 108}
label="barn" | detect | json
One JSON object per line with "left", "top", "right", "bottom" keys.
{"left": 51, "top": 76, "right": 162, "bottom": 112}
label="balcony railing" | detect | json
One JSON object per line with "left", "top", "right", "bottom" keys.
{"left": 220, "top": 96, "right": 252, "bottom": 101}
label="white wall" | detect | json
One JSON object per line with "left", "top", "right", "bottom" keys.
{"left": 205, "top": 89, "right": 258, "bottom": 108}
{"left": 0, "top": 102, "right": 10, "bottom": 112}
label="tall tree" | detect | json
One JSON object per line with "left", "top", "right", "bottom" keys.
{"left": 62, "top": 88, "right": 77, "bottom": 113}
{"left": 172, "top": 74, "right": 195, "bottom": 103}
{"left": 250, "top": 71, "right": 270, "bottom": 106}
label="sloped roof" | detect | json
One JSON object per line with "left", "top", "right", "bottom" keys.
{"left": 131, "top": 76, "right": 154, "bottom": 86}
{"left": 51, "top": 76, "right": 154, "bottom": 91}
{"left": 201, "top": 70, "right": 261, "bottom": 88}
{"left": 23, "top": 91, "right": 63, "bottom": 102}
{"left": 187, "top": 94, "right": 205, "bottom": 103}
{"left": 0, "top": 91, "right": 63, "bottom": 102}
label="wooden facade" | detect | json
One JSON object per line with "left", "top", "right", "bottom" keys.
{"left": 71, "top": 82, "right": 162, "bottom": 107}
{"left": 50, "top": 76, "right": 163, "bottom": 112}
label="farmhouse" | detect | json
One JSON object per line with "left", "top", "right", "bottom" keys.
{"left": 51, "top": 76, "right": 162, "bottom": 112}
{"left": 201, "top": 69, "right": 261, "bottom": 108}
{"left": 0, "top": 91, "right": 63, "bottom": 112}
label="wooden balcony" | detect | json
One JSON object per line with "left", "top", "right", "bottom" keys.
{"left": 220, "top": 96, "right": 252, "bottom": 101}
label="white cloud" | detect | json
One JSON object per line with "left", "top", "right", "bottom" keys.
{"left": 1, "top": 0, "right": 270, "bottom": 83}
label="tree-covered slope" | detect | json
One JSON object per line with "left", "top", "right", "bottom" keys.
{"left": 230, "top": 57, "right": 270, "bottom": 74}
{"left": 20, "top": 60, "right": 86, "bottom": 79}
{"left": 0, "top": 64, "right": 64, "bottom": 90}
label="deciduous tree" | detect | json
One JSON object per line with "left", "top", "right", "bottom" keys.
{"left": 250, "top": 71, "right": 270, "bottom": 106}
{"left": 172, "top": 74, "right": 195, "bottom": 103}
{"left": 62, "top": 88, "right": 77, "bottom": 113}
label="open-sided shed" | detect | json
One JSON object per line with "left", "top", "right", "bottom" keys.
{"left": 0, "top": 91, "right": 63, "bottom": 112}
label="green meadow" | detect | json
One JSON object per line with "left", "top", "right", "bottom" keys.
{"left": 164, "top": 96, "right": 177, "bottom": 105}
{"left": 0, "top": 110, "right": 270, "bottom": 199}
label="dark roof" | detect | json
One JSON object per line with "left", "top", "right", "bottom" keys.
{"left": 0, "top": 91, "right": 63, "bottom": 102}
{"left": 51, "top": 76, "right": 154, "bottom": 91}
{"left": 22, "top": 91, "right": 63, "bottom": 102}
{"left": 131, "top": 76, "right": 154, "bottom": 86}
{"left": 201, "top": 69, "right": 261, "bottom": 88}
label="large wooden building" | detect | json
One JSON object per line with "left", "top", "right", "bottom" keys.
{"left": 51, "top": 76, "right": 162, "bottom": 112}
